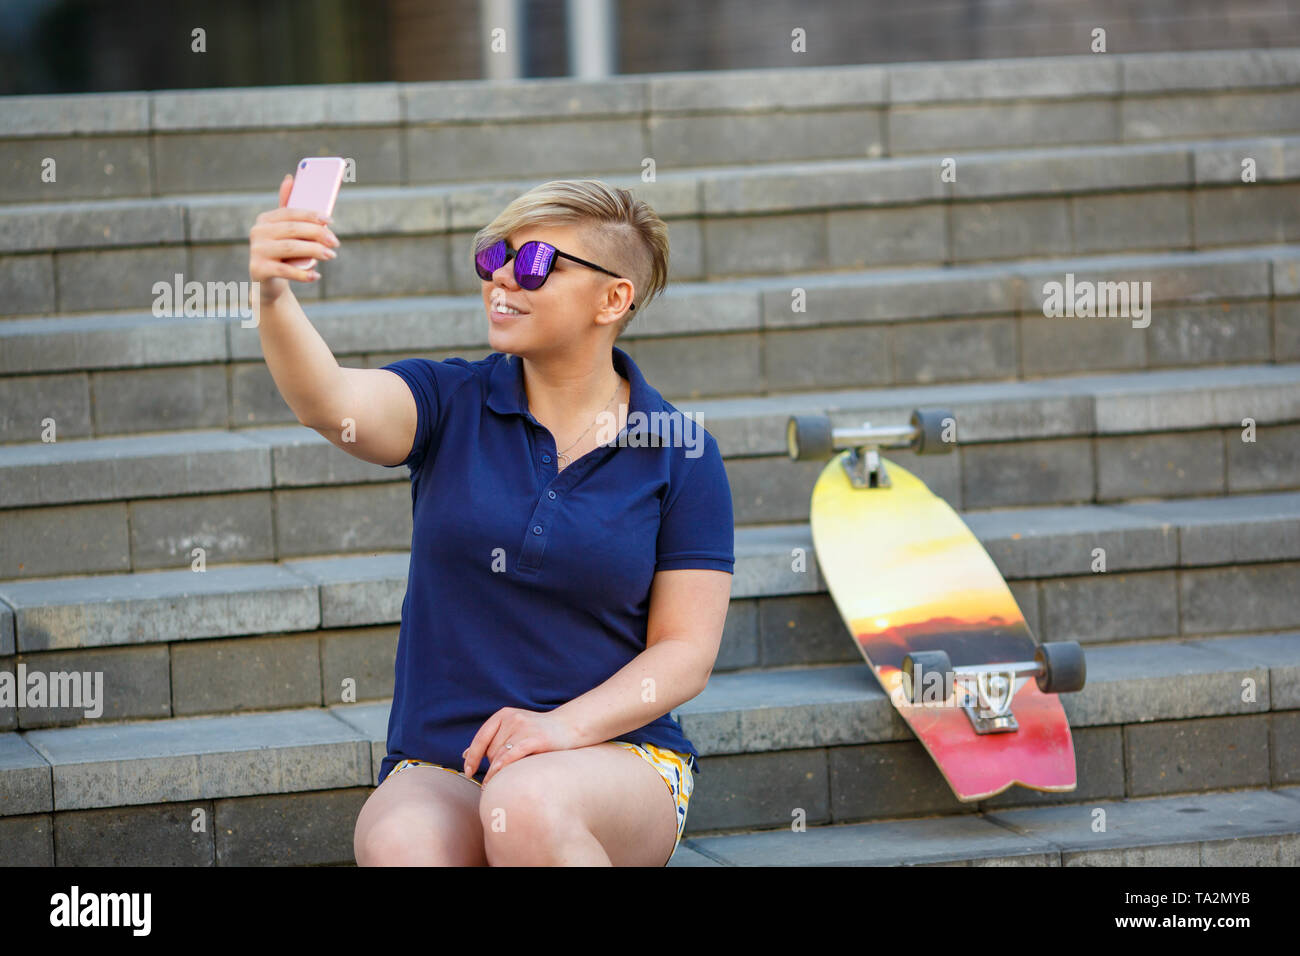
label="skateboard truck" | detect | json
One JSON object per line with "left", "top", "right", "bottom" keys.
{"left": 901, "top": 642, "right": 1087, "bottom": 735}
{"left": 786, "top": 408, "right": 955, "bottom": 489}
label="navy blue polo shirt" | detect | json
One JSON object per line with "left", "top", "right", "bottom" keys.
{"left": 375, "top": 345, "right": 734, "bottom": 786}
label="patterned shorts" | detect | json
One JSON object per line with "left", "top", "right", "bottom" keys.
{"left": 387, "top": 740, "right": 696, "bottom": 865}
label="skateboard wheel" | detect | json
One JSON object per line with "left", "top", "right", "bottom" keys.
{"left": 786, "top": 415, "right": 834, "bottom": 461}
{"left": 1034, "top": 641, "right": 1086, "bottom": 694}
{"left": 902, "top": 650, "right": 953, "bottom": 704}
{"left": 911, "top": 409, "right": 955, "bottom": 455}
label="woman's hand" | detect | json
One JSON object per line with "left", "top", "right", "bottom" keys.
{"left": 247, "top": 172, "right": 340, "bottom": 301}
{"left": 463, "top": 707, "right": 583, "bottom": 785}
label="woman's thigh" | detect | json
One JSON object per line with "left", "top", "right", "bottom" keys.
{"left": 479, "top": 742, "right": 679, "bottom": 867}
{"left": 354, "top": 764, "right": 487, "bottom": 866}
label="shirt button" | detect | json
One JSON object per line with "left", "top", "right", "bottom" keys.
{"left": 542, "top": 454, "right": 551, "bottom": 463}
{"left": 547, "top": 491, "right": 556, "bottom": 499}
{"left": 532, "top": 525, "right": 543, "bottom": 534}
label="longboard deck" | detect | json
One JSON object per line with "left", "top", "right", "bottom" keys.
{"left": 810, "top": 452, "right": 1076, "bottom": 802}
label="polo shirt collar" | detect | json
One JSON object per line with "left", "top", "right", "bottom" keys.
{"left": 486, "top": 346, "right": 663, "bottom": 438}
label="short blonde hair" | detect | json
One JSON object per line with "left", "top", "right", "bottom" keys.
{"left": 472, "top": 179, "right": 669, "bottom": 338}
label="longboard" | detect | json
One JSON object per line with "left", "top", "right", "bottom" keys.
{"left": 789, "top": 410, "right": 1085, "bottom": 802}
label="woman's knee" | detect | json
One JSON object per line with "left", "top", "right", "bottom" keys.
{"left": 354, "top": 781, "right": 486, "bottom": 866}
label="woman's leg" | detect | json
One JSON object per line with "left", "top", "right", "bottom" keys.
{"left": 354, "top": 765, "right": 487, "bottom": 866}
{"left": 478, "top": 742, "right": 679, "bottom": 866}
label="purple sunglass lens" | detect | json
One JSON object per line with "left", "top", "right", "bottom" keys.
{"left": 475, "top": 239, "right": 556, "bottom": 288}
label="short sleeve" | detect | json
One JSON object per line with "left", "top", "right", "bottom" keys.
{"left": 380, "top": 358, "right": 443, "bottom": 473}
{"left": 655, "top": 433, "right": 735, "bottom": 573}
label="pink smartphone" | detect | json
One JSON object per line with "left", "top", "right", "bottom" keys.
{"left": 284, "top": 157, "right": 345, "bottom": 269}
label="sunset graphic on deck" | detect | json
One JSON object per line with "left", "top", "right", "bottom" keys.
{"left": 809, "top": 453, "right": 1076, "bottom": 801}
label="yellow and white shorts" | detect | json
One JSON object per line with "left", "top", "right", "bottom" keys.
{"left": 388, "top": 740, "right": 696, "bottom": 864}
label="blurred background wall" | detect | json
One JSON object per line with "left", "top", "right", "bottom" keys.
{"left": 3, "top": 0, "right": 1300, "bottom": 95}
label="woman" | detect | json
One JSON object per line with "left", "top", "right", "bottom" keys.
{"left": 249, "top": 177, "right": 734, "bottom": 866}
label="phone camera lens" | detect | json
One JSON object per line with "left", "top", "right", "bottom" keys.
{"left": 300, "top": 161, "right": 307, "bottom": 168}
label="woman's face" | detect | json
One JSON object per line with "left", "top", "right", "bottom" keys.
{"left": 481, "top": 223, "right": 626, "bottom": 357}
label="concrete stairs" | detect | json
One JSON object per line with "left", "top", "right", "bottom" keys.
{"left": 1, "top": 47, "right": 1298, "bottom": 866}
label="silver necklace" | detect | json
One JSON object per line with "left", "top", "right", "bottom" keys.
{"left": 555, "top": 377, "right": 624, "bottom": 468}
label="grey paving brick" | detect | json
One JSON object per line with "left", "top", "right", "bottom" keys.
{"left": 891, "top": 55, "right": 1120, "bottom": 103}
{"left": 757, "top": 594, "right": 861, "bottom": 669}
{"left": 152, "top": 128, "right": 403, "bottom": 194}
{"left": 961, "top": 438, "right": 1094, "bottom": 508}
{"left": 1278, "top": 301, "right": 1300, "bottom": 360}
{"left": 1147, "top": 301, "right": 1272, "bottom": 366}
{"left": 1276, "top": 251, "right": 1300, "bottom": 295}
{"left": 724, "top": 456, "right": 826, "bottom": 524}
{"left": 1123, "top": 90, "right": 1300, "bottom": 142}
{"left": 1182, "top": 631, "right": 1300, "bottom": 711}
{"left": 229, "top": 363, "right": 305, "bottom": 427}
{"left": 89, "top": 364, "right": 230, "bottom": 435}
{"left": 890, "top": 101, "right": 1118, "bottom": 155}
{"left": 327, "top": 700, "right": 390, "bottom": 785}
{"left": 214, "top": 786, "right": 370, "bottom": 865}
{"left": 319, "top": 625, "right": 399, "bottom": 705}
{"left": 54, "top": 801, "right": 215, "bottom": 865}
{"left": 1116, "top": 492, "right": 1300, "bottom": 566}
{"left": 0, "top": 733, "right": 52, "bottom": 816}
{"left": 171, "top": 633, "right": 322, "bottom": 716}
{"left": 1193, "top": 136, "right": 1299, "bottom": 184}
{"left": 949, "top": 142, "right": 1190, "bottom": 198}
{"left": 1061, "top": 639, "right": 1269, "bottom": 726}
{"left": 1072, "top": 190, "right": 1193, "bottom": 255}
{"left": 1195, "top": 184, "right": 1300, "bottom": 246}
{"left": 665, "top": 843, "right": 722, "bottom": 866}
{"left": 978, "top": 726, "right": 1126, "bottom": 810}
{"left": 1124, "top": 715, "right": 1271, "bottom": 796}
{"left": 987, "top": 787, "right": 1300, "bottom": 865}
{"left": 827, "top": 203, "right": 947, "bottom": 267}
{"left": 1200, "top": 832, "right": 1300, "bottom": 866}
{"left": 153, "top": 84, "right": 402, "bottom": 131}
{"left": 0, "top": 430, "right": 272, "bottom": 508}
{"left": 730, "top": 524, "right": 821, "bottom": 600}
{"left": 1020, "top": 314, "right": 1146, "bottom": 375}
{"left": 1228, "top": 424, "right": 1300, "bottom": 493}
{"left": 0, "top": 502, "right": 129, "bottom": 579}
{"left": 236, "top": 426, "right": 398, "bottom": 488}
{"left": 682, "top": 748, "right": 830, "bottom": 834}
{"left": 0, "top": 600, "right": 12, "bottom": 657}
{"left": 282, "top": 553, "right": 410, "bottom": 628}
{"left": 674, "top": 664, "right": 902, "bottom": 756}
{"left": 0, "top": 657, "right": 13, "bottom": 732}
{"left": 0, "top": 563, "right": 319, "bottom": 652}
{"left": 762, "top": 325, "right": 891, "bottom": 392}
{"left": 129, "top": 492, "right": 275, "bottom": 570}
{"left": 409, "top": 74, "right": 645, "bottom": 122}
{"left": 0, "top": 253, "right": 55, "bottom": 316}
{"left": 0, "top": 92, "right": 149, "bottom": 136}
{"left": 652, "top": 110, "right": 882, "bottom": 169}
{"left": 0, "top": 314, "right": 228, "bottom": 376}
{"left": 892, "top": 317, "right": 1018, "bottom": 384}
{"left": 650, "top": 65, "right": 884, "bottom": 112}
{"left": 620, "top": 332, "right": 761, "bottom": 400}
{"left": 22, "top": 707, "right": 370, "bottom": 810}
{"left": 0, "top": 371, "right": 90, "bottom": 443}
{"left": 828, "top": 740, "right": 974, "bottom": 821}
{"left": 0, "top": 198, "right": 185, "bottom": 254}
{"left": 951, "top": 197, "right": 1072, "bottom": 262}
{"left": 0, "top": 814, "right": 53, "bottom": 864}
{"left": 1122, "top": 49, "right": 1300, "bottom": 94}
{"left": 321, "top": 235, "right": 452, "bottom": 298}
{"left": 55, "top": 246, "right": 190, "bottom": 313}
{"left": 1096, "top": 430, "right": 1225, "bottom": 500}
{"left": 406, "top": 118, "right": 643, "bottom": 185}
{"left": 1273, "top": 712, "right": 1300, "bottom": 785}
{"left": 690, "top": 811, "right": 1057, "bottom": 866}
{"left": 1039, "top": 571, "right": 1179, "bottom": 644}
{"left": 0, "top": 136, "right": 152, "bottom": 203}
{"left": 1180, "top": 563, "right": 1300, "bottom": 635}
{"left": 14, "top": 645, "right": 171, "bottom": 728}
{"left": 273, "top": 484, "right": 413, "bottom": 556}
{"left": 702, "top": 212, "right": 827, "bottom": 277}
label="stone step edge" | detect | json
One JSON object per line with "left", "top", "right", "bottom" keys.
{"left": 3, "top": 241, "right": 1296, "bottom": 376}
{"left": 3, "top": 47, "right": 1299, "bottom": 138}
{"left": 2, "top": 488, "right": 1299, "bottom": 654}
{"left": 3, "top": 132, "right": 1298, "bottom": 254}
{"left": 669, "top": 785, "right": 1300, "bottom": 866}
{"left": 1, "top": 630, "right": 1295, "bottom": 815}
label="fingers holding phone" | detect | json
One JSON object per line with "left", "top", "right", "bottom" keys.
{"left": 248, "top": 157, "right": 345, "bottom": 296}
